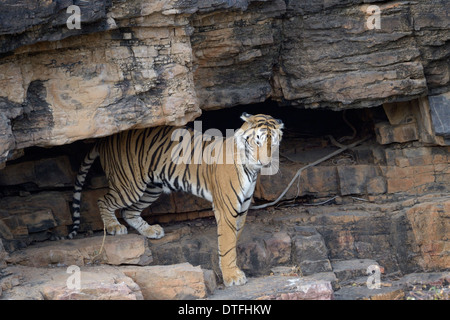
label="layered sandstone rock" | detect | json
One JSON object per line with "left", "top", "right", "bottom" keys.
{"left": 6, "top": 233, "right": 153, "bottom": 267}
{"left": 3, "top": 196, "right": 447, "bottom": 299}
{"left": 0, "top": 263, "right": 215, "bottom": 300}
{"left": 1, "top": 0, "right": 449, "bottom": 164}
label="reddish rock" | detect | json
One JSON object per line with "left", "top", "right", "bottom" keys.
{"left": 1, "top": 263, "right": 217, "bottom": 300}
{"left": 405, "top": 198, "right": 450, "bottom": 270}
{"left": 375, "top": 121, "right": 419, "bottom": 145}
{"left": 122, "top": 263, "right": 215, "bottom": 300}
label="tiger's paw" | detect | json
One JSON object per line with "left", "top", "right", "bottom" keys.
{"left": 106, "top": 223, "right": 128, "bottom": 235}
{"left": 223, "top": 268, "right": 247, "bottom": 287}
{"left": 140, "top": 224, "right": 165, "bottom": 239}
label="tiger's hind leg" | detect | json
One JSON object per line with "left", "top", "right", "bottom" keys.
{"left": 121, "top": 185, "right": 165, "bottom": 239}
{"left": 98, "top": 192, "right": 128, "bottom": 235}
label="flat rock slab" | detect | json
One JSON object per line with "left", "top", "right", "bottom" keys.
{"left": 334, "top": 285, "right": 406, "bottom": 300}
{"left": 1, "top": 262, "right": 216, "bottom": 300}
{"left": 334, "top": 271, "right": 450, "bottom": 300}
{"left": 0, "top": 265, "right": 143, "bottom": 300}
{"left": 6, "top": 234, "right": 152, "bottom": 267}
{"left": 209, "top": 275, "right": 334, "bottom": 300}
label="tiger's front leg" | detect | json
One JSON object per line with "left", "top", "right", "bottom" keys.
{"left": 215, "top": 208, "right": 248, "bottom": 286}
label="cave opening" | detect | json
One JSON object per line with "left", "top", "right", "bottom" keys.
{"left": 0, "top": 98, "right": 448, "bottom": 257}
{"left": 193, "top": 100, "right": 385, "bottom": 140}
{"left": 0, "top": 100, "right": 385, "bottom": 199}
{"left": 195, "top": 100, "right": 386, "bottom": 173}
{"left": 0, "top": 100, "right": 388, "bottom": 244}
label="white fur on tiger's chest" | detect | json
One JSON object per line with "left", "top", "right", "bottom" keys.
{"left": 242, "top": 177, "right": 257, "bottom": 198}
{"left": 162, "top": 186, "right": 172, "bottom": 194}
{"left": 196, "top": 188, "right": 213, "bottom": 203}
{"left": 237, "top": 176, "right": 256, "bottom": 213}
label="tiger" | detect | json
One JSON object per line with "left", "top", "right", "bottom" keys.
{"left": 68, "top": 113, "right": 283, "bottom": 286}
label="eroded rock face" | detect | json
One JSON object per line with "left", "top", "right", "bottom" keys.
{"left": 0, "top": 0, "right": 203, "bottom": 164}
{"left": 0, "top": 0, "right": 449, "bottom": 164}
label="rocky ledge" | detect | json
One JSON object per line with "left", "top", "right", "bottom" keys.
{"left": 1, "top": 193, "right": 448, "bottom": 300}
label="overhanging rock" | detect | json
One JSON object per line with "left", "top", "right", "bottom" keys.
{"left": 0, "top": 0, "right": 449, "bottom": 164}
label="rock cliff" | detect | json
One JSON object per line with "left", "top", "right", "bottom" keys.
{"left": 1, "top": 0, "right": 449, "bottom": 165}
{"left": 1, "top": 1, "right": 449, "bottom": 300}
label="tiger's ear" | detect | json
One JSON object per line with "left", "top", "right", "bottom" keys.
{"left": 240, "top": 112, "right": 253, "bottom": 122}
{"left": 276, "top": 118, "right": 284, "bottom": 129}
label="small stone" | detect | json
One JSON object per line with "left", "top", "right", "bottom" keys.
{"left": 331, "top": 259, "right": 381, "bottom": 283}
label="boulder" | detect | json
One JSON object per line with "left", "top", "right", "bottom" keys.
{"left": 40, "top": 266, "right": 143, "bottom": 300}
{"left": 121, "top": 263, "right": 216, "bottom": 300}
{"left": 292, "top": 227, "right": 332, "bottom": 275}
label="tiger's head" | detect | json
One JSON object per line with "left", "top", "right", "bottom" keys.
{"left": 235, "top": 113, "right": 284, "bottom": 168}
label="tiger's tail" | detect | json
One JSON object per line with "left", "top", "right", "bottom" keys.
{"left": 67, "top": 144, "right": 100, "bottom": 239}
